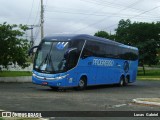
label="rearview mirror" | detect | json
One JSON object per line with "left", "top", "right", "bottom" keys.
{"left": 28, "top": 45, "right": 39, "bottom": 56}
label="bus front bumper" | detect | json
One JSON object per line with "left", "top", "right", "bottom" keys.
{"left": 32, "top": 74, "right": 68, "bottom": 87}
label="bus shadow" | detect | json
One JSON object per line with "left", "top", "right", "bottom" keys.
{"left": 85, "top": 84, "right": 135, "bottom": 91}
{"left": 35, "top": 84, "right": 136, "bottom": 92}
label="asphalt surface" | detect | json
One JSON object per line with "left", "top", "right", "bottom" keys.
{"left": 0, "top": 80, "right": 160, "bottom": 120}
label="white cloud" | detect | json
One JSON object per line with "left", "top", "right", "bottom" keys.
{"left": 0, "top": 0, "right": 160, "bottom": 45}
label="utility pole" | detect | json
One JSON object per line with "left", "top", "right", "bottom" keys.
{"left": 30, "top": 25, "right": 34, "bottom": 46}
{"left": 41, "top": 0, "right": 44, "bottom": 40}
{"left": 27, "top": 25, "right": 39, "bottom": 47}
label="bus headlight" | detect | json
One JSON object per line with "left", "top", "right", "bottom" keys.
{"left": 55, "top": 74, "right": 69, "bottom": 80}
{"left": 33, "top": 73, "right": 44, "bottom": 79}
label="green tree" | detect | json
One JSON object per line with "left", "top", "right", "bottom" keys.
{"left": 116, "top": 19, "right": 160, "bottom": 74}
{"left": 94, "top": 31, "right": 110, "bottom": 39}
{"left": 0, "top": 22, "right": 30, "bottom": 69}
{"left": 115, "top": 19, "right": 131, "bottom": 44}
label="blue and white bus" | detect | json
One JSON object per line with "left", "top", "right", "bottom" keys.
{"left": 29, "top": 34, "right": 138, "bottom": 90}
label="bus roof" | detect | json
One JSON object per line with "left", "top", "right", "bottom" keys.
{"left": 43, "top": 34, "right": 138, "bottom": 51}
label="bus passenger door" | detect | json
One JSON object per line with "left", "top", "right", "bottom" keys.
{"left": 78, "top": 57, "right": 97, "bottom": 85}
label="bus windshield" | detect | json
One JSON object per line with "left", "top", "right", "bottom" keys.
{"left": 34, "top": 39, "right": 85, "bottom": 74}
{"left": 34, "top": 41, "right": 69, "bottom": 74}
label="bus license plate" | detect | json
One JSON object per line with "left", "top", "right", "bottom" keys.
{"left": 42, "top": 82, "right": 48, "bottom": 85}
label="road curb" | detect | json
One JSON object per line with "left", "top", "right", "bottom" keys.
{"left": 132, "top": 98, "right": 160, "bottom": 106}
{"left": 0, "top": 76, "right": 32, "bottom": 82}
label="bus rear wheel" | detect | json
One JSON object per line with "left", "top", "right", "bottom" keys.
{"left": 77, "top": 77, "right": 87, "bottom": 90}
{"left": 124, "top": 77, "right": 129, "bottom": 86}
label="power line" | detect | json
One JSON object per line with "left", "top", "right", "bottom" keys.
{"left": 33, "top": 0, "right": 41, "bottom": 25}
{"left": 79, "top": 0, "right": 147, "bottom": 15}
{"left": 34, "top": 27, "right": 41, "bottom": 42}
{"left": 26, "top": 0, "right": 35, "bottom": 24}
{"left": 45, "top": 9, "right": 157, "bottom": 18}
{"left": 45, "top": 0, "right": 48, "bottom": 7}
{"left": 72, "top": 0, "right": 142, "bottom": 33}
{"left": 47, "top": 0, "right": 144, "bottom": 15}
{"left": 102, "top": 5, "right": 160, "bottom": 31}
{"left": 46, "top": 1, "right": 159, "bottom": 20}
{"left": 43, "top": 0, "right": 160, "bottom": 35}
{"left": 45, "top": 0, "right": 104, "bottom": 34}
{"left": 130, "top": 6, "right": 160, "bottom": 19}
{"left": 45, "top": 16, "right": 160, "bottom": 22}
{"left": 35, "top": 28, "right": 41, "bottom": 40}
{"left": 34, "top": 19, "right": 41, "bottom": 41}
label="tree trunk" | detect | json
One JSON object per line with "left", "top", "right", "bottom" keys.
{"left": 142, "top": 64, "right": 145, "bottom": 75}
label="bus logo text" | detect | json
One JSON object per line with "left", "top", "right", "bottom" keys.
{"left": 93, "top": 59, "right": 114, "bottom": 67}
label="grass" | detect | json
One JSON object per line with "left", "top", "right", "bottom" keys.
{"left": 138, "top": 68, "right": 160, "bottom": 76}
{"left": 137, "top": 68, "right": 160, "bottom": 80}
{"left": 0, "top": 67, "right": 160, "bottom": 80}
{"left": 0, "top": 71, "right": 32, "bottom": 77}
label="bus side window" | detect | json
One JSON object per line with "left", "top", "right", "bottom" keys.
{"left": 82, "top": 45, "right": 93, "bottom": 58}
{"left": 67, "top": 49, "right": 78, "bottom": 69}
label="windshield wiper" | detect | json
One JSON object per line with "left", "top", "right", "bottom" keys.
{"left": 38, "top": 43, "right": 55, "bottom": 72}
{"left": 46, "top": 53, "right": 54, "bottom": 72}
{"left": 38, "top": 53, "right": 48, "bottom": 70}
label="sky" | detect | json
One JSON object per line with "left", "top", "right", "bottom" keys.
{"left": 0, "top": 0, "right": 160, "bottom": 45}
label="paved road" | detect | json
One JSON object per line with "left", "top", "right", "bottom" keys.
{"left": 0, "top": 80, "right": 160, "bottom": 120}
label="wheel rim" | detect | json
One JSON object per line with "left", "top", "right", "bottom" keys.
{"left": 125, "top": 78, "right": 128, "bottom": 84}
{"left": 79, "top": 80, "right": 85, "bottom": 88}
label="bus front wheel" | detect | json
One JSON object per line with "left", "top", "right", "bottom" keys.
{"left": 77, "top": 77, "right": 87, "bottom": 90}
{"left": 50, "top": 86, "right": 59, "bottom": 91}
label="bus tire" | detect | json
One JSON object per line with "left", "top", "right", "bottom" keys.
{"left": 50, "top": 86, "right": 59, "bottom": 91}
{"left": 119, "top": 76, "right": 124, "bottom": 87}
{"left": 77, "top": 77, "right": 87, "bottom": 90}
{"left": 124, "top": 76, "right": 129, "bottom": 86}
